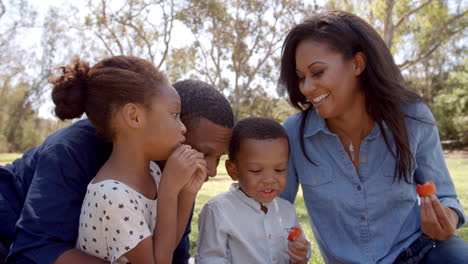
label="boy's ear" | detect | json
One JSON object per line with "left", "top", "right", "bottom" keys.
{"left": 121, "top": 103, "right": 144, "bottom": 129}
{"left": 225, "top": 160, "right": 239, "bottom": 181}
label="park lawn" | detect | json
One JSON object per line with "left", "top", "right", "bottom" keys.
{"left": 1, "top": 153, "right": 467, "bottom": 263}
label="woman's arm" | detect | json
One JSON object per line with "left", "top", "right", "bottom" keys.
{"left": 413, "top": 104, "right": 465, "bottom": 238}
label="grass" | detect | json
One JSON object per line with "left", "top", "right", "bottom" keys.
{"left": 0, "top": 153, "right": 21, "bottom": 166}
{"left": 1, "top": 153, "right": 467, "bottom": 263}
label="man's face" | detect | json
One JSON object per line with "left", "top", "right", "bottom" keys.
{"left": 184, "top": 117, "right": 232, "bottom": 180}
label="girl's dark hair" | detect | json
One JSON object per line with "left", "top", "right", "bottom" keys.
{"left": 49, "top": 56, "right": 167, "bottom": 140}
{"left": 278, "top": 10, "right": 421, "bottom": 182}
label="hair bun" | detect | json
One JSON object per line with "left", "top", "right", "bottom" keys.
{"left": 49, "top": 56, "right": 90, "bottom": 120}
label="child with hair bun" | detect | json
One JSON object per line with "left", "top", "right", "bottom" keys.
{"left": 49, "top": 56, "right": 206, "bottom": 264}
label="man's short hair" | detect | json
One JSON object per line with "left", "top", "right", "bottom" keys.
{"left": 228, "top": 117, "right": 289, "bottom": 160}
{"left": 173, "top": 79, "right": 234, "bottom": 129}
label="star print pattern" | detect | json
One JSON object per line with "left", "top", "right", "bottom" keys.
{"left": 76, "top": 161, "right": 161, "bottom": 263}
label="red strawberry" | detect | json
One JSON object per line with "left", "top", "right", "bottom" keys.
{"left": 417, "top": 181, "right": 436, "bottom": 197}
{"left": 287, "top": 227, "right": 301, "bottom": 242}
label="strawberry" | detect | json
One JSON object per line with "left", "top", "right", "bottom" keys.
{"left": 416, "top": 180, "right": 437, "bottom": 197}
{"left": 287, "top": 227, "right": 301, "bottom": 242}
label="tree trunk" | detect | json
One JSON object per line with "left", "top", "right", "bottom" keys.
{"left": 383, "top": 0, "right": 395, "bottom": 49}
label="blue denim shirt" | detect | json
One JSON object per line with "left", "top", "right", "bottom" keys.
{"left": 280, "top": 102, "right": 465, "bottom": 264}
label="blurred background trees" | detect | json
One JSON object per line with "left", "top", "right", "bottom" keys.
{"left": 0, "top": 0, "right": 466, "bottom": 152}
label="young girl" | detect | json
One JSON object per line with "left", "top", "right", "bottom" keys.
{"left": 49, "top": 56, "right": 206, "bottom": 263}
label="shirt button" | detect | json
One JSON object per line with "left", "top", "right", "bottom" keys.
{"left": 365, "top": 247, "right": 371, "bottom": 252}
{"left": 361, "top": 215, "right": 366, "bottom": 221}
{"left": 312, "top": 179, "right": 319, "bottom": 185}
{"left": 360, "top": 157, "right": 367, "bottom": 163}
{"left": 357, "top": 185, "right": 362, "bottom": 191}
{"left": 272, "top": 257, "right": 277, "bottom": 261}
{"left": 268, "top": 234, "right": 272, "bottom": 239}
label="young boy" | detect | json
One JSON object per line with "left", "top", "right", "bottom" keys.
{"left": 196, "top": 117, "right": 310, "bottom": 264}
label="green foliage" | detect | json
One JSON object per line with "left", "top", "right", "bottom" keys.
{"left": 178, "top": 0, "right": 309, "bottom": 120}
{"left": 432, "top": 61, "right": 468, "bottom": 141}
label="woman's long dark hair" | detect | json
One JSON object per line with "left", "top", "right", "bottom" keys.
{"left": 278, "top": 11, "right": 421, "bottom": 182}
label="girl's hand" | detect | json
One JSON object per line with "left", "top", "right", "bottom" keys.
{"left": 182, "top": 155, "right": 207, "bottom": 195}
{"left": 161, "top": 144, "right": 204, "bottom": 193}
{"left": 287, "top": 236, "right": 310, "bottom": 264}
{"left": 420, "top": 194, "right": 459, "bottom": 241}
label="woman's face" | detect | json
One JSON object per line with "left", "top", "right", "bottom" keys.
{"left": 295, "top": 40, "right": 364, "bottom": 119}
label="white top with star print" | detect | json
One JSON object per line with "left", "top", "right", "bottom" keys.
{"left": 76, "top": 161, "right": 161, "bottom": 263}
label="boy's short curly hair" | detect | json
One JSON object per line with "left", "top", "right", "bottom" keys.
{"left": 228, "top": 117, "right": 289, "bottom": 160}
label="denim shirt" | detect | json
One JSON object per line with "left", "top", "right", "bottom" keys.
{"left": 280, "top": 102, "right": 465, "bottom": 264}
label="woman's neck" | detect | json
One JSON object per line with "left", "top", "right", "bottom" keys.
{"left": 326, "top": 94, "right": 373, "bottom": 140}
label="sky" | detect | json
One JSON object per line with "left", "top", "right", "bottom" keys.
{"left": 25, "top": 0, "right": 194, "bottom": 119}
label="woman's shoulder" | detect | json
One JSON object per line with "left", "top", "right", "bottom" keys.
{"left": 402, "top": 101, "right": 435, "bottom": 123}
{"left": 283, "top": 112, "right": 303, "bottom": 129}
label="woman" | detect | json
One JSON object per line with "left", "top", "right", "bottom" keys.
{"left": 278, "top": 11, "right": 467, "bottom": 264}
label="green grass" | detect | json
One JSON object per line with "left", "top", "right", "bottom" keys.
{"left": 0, "top": 153, "right": 21, "bottom": 165}
{"left": 1, "top": 153, "right": 467, "bottom": 263}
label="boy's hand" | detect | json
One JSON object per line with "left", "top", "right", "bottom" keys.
{"left": 287, "top": 236, "right": 310, "bottom": 264}
{"left": 162, "top": 144, "right": 204, "bottom": 193}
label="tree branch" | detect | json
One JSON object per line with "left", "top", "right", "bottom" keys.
{"left": 395, "top": 0, "right": 434, "bottom": 29}
{"left": 156, "top": 0, "right": 174, "bottom": 69}
{"left": 0, "top": 0, "right": 5, "bottom": 20}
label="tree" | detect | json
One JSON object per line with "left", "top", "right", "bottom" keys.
{"left": 178, "top": 0, "right": 310, "bottom": 120}
{"left": 82, "top": 0, "right": 177, "bottom": 69}
{"left": 322, "top": 0, "right": 467, "bottom": 68}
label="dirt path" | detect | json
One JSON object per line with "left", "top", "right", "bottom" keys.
{"left": 443, "top": 150, "right": 468, "bottom": 159}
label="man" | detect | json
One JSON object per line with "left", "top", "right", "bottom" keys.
{"left": 0, "top": 79, "right": 233, "bottom": 264}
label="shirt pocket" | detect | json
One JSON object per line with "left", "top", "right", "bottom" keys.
{"left": 297, "top": 161, "right": 333, "bottom": 186}
{"left": 381, "top": 158, "right": 417, "bottom": 203}
{"left": 296, "top": 161, "right": 335, "bottom": 211}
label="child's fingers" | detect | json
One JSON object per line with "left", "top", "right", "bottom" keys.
{"left": 293, "top": 237, "right": 309, "bottom": 249}
{"left": 171, "top": 144, "right": 191, "bottom": 158}
{"left": 287, "top": 248, "right": 306, "bottom": 263}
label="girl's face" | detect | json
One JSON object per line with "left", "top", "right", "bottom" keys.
{"left": 143, "top": 82, "right": 186, "bottom": 161}
{"left": 295, "top": 40, "right": 364, "bottom": 119}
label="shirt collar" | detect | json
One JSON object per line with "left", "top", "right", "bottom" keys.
{"left": 303, "top": 109, "right": 333, "bottom": 137}
{"left": 303, "top": 108, "right": 390, "bottom": 140}
{"left": 229, "top": 183, "right": 273, "bottom": 212}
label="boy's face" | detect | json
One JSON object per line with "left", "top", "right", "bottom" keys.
{"left": 226, "top": 138, "right": 289, "bottom": 204}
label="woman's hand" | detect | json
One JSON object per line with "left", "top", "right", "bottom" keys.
{"left": 287, "top": 236, "right": 310, "bottom": 264}
{"left": 420, "top": 194, "right": 459, "bottom": 241}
